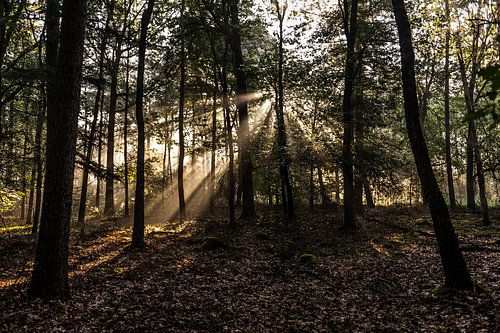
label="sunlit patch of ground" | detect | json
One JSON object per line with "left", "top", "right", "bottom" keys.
{"left": 0, "top": 207, "right": 498, "bottom": 332}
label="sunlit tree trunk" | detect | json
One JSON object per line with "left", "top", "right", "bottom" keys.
{"left": 364, "top": 181, "right": 375, "bottom": 208}
{"left": 228, "top": 0, "right": 255, "bottom": 219}
{"left": 340, "top": 0, "right": 358, "bottom": 230}
{"left": 392, "top": 0, "right": 475, "bottom": 289}
{"left": 209, "top": 33, "right": 219, "bottom": 212}
{"left": 29, "top": 0, "right": 87, "bottom": 299}
{"left": 131, "top": 0, "right": 155, "bottom": 248}
{"left": 177, "top": 0, "right": 187, "bottom": 222}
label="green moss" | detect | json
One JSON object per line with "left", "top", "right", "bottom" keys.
{"left": 431, "top": 285, "right": 454, "bottom": 295}
{"left": 299, "top": 252, "right": 316, "bottom": 264}
{"left": 199, "top": 237, "right": 227, "bottom": 250}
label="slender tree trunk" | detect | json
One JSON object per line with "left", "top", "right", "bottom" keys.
{"left": 364, "top": 181, "right": 375, "bottom": 208}
{"left": 457, "top": 44, "right": 490, "bottom": 225}
{"left": 209, "top": 46, "right": 218, "bottom": 212}
{"left": 124, "top": 36, "right": 130, "bottom": 218}
{"left": 29, "top": 0, "right": 87, "bottom": 299}
{"left": 221, "top": 44, "right": 235, "bottom": 225}
{"left": 466, "top": 122, "right": 476, "bottom": 210}
{"left": 104, "top": 0, "right": 121, "bottom": 216}
{"left": 341, "top": 0, "right": 358, "bottom": 230}
{"left": 177, "top": 0, "right": 186, "bottom": 222}
{"left": 318, "top": 166, "right": 330, "bottom": 206}
{"left": 228, "top": 0, "right": 255, "bottom": 218}
{"left": 95, "top": 92, "right": 104, "bottom": 209}
{"left": 275, "top": 3, "right": 294, "bottom": 222}
{"left": 444, "top": 0, "right": 456, "bottom": 211}
{"left": 77, "top": 5, "right": 113, "bottom": 228}
{"left": 392, "top": 0, "right": 474, "bottom": 289}
{"left": 131, "top": 0, "right": 154, "bottom": 248}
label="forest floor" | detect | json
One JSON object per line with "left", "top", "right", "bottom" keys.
{"left": 0, "top": 206, "right": 499, "bottom": 332}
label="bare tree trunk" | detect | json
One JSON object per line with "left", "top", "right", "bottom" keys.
{"left": 444, "top": 0, "right": 456, "bottom": 211}
{"left": 131, "top": 0, "right": 155, "bottom": 248}
{"left": 340, "top": 0, "right": 358, "bottom": 230}
{"left": 392, "top": 0, "right": 475, "bottom": 290}
{"left": 77, "top": 3, "right": 113, "bottom": 229}
{"left": 228, "top": 0, "right": 255, "bottom": 219}
{"left": 177, "top": 0, "right": 186, "bottom": 222}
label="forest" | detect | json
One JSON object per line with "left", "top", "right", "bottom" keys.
{"left": 0, "top": 0, "right": 499, "bottom": 331}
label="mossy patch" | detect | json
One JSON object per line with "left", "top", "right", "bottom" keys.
{"left": 299, "top": 252, "right": 316, "bottom": 264}
{"left": 199, "top": 237, "right": 227, "bottom": 250}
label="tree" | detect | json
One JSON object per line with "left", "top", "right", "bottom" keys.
{"left": 340, "top": 0, "right": 359, "bottom": 230}
{"left": 178, "top": 0, "right": 187, "bottom": 222}
{"left": 28, "top": 0, "right": 87, "bottom": 299}
{"left": 227, "top": 0, "right": 255, "bottom": 219}
{"left": 131, "top": 0, "right": 155, "bottom": 248}
{"left": 392, "top": 0, "right": 475, "bottom": 289}
{"left": 272, "top": 0, "right": 294, "bottom": 222}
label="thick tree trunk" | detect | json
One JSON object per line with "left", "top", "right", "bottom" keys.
{"left": 177, "top": 0, "right": 186, "bottom": 222}
{"left": 28, "top": 0, "right": 87, "bottom": 299}
{"left": 341, "top": 0, "right": 358, "bottom": 230}
{"left": 392, "top": 0, "right": 474, "bottom": 289}
{"left": 131, "top": 0, "right": 154, "bottom": 248}
{"left": 228, "top": 0, "right": 255, "bottom": 219}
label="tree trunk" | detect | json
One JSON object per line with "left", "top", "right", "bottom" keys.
{"left": 444, "top": 0, "right": 456, "bottom": 211}
{"left": 466, "top": 122, "right": 476, "bottom": 210}
{"left": 28, "top": 0, "right": 87, "bottom": 299}
{"left": 95, "top": 90, "right": 104, "bottom": 210}
{"left": 221, "top": 44, "right": 235, "bottom": 225}
{"left": 77, "top": 3, "right": 113, "bottom": 228}
{"left": 457, "top": 41, "right": 490, "bottom": 225}
{"left": 392, "top": 0, "right": 474, "bottom": 289}
{"left": 124, "top": 33, "right": 131, "bottom": 218}
{"left": 340, "top": 0, "right": 358, "bottom": 230}
{"left": 275, "top": 3, "right": 294, "bottom": 222}
{"left": 364, "top": 181, "right": 375, "bottom": 208}
{"left": 228, "top": 0, "right": 255, "bottom": 219}
{"left": 177, "top": 0, "right": 187, "bottom": 222}
{"left": 104, "top": 0, "right": 122, "bottom": 216}
{"left": 131, "top": 0, "right": 154, "bottom": 248}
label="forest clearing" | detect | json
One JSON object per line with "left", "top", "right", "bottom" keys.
{"left": 0, "top": 0, "right": 499, "bottom": 331}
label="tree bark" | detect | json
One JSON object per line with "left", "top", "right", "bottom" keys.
{"left": 340, "top": 0, "right": 358, "bottom": 230}
{"left": 392, "top": 0, "right": 474, "bottom": 289}
{"left": 228, "top": 0, "right": 255, "bottom": 219}
{"left": 444, "top": 0, "right": 457, "bottom": 211}
{"left": 28, "top": 0, "right": 87, "bottom": 299}
{"left": 77, "top": 2, "right": 113, "bottom": 228}
{"left": 131, "top": 0, "right": 154, "bottom": 248}
{"left": 274, "top": 2, "right": 294, "bottom": 222}
{"left": 177, "top": 0, "right": 187, "bottom": 222}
